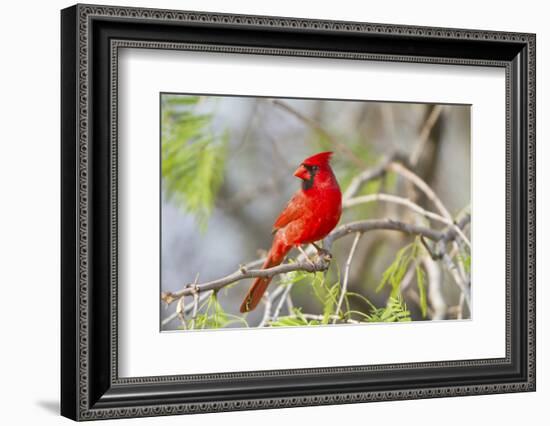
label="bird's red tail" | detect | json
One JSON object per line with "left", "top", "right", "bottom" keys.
{"left": 240, "top": 238, "right": 291, "bottom": 313}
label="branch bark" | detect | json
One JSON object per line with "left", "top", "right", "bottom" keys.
{"left": 162, "top": 218, "right": 449, "bottom": 307}
{"left": 161, "top": 258, "right": 330, "bottom": 304}
{"left": 344, "top": 192, "right": 470, "bottom": 248}
{"left": 387, "top": 161, "right": 453, "bottom": 221}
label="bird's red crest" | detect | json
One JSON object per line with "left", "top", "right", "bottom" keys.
{"left": 302, "top": 151, "right": 333, "bottom": 166}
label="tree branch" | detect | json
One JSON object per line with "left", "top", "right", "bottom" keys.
{"left": 161, "top": 291, "right": 211, "bottom": 327}
{"left": 325, "top": 218, "right": 443, "bottom": 250}
{"left": 344, "top": 192, "right": 471, "bottom": 248}
{"left": 189, "top": 287, "right": 200, "bottom": 330}
{"left": 409, "top": 105, "right": 444, "bottom": 166}
{"left": 387, "top": 161, "right": 453, "bottom": 221}
{"left": 162, "top": 257, "right": 330, "bottom": 305}
{"left": 271, "top": 284, "right": 293, "bottom": 323}
{"left": 162, "top": 218, "right": 447, "bottom": 307}
{"left": 342, "top": 155, "right": 396, "bottom": 200}
{"left": 423, "top": 255, "right": 447, "bottom": 320}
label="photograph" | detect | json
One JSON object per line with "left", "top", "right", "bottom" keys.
{"left": 160, "top": 94, "right": 472, "bottom": 331}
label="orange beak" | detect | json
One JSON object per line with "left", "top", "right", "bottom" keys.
{"left": 293, "top": 164, "right": 309, "bottom": 181}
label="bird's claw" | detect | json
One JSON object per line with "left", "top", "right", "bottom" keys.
{"left": 312, "top": 243, "right": 333, "bottom": 262}
{"left": 318, "top": 248, "right": 333, "bottom": 261}
{"left": 297, "top": 245, "right": 317, "bottom": 268}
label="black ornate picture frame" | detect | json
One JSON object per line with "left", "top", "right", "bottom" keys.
{"left": 61, "top": 3, "right": 536, "bottom": 421}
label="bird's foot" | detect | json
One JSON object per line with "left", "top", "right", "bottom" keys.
{"left": 312, "top": 243, "right": 333, "bottom": 261}
{"left": 297, "top": 245, "right": 316, "bottom": 268}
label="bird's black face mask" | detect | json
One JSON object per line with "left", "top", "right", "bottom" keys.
{"left": 301, "top": 164, "right": 319, "bottom": 191}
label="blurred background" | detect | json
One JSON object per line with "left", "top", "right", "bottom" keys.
{"left": 160, "top": 94, "right": 470, "bottom": 330}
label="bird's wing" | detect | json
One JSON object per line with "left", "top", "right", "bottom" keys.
{"left": 272, "top": 191, "right": 306, "bottom": 234}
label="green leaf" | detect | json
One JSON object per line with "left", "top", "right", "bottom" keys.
{"left": 377, "top": 237, "right": 425, "bottom": 299}
{"left": 279, "top": 269, "right": 311, "bottom": 286}
{"left": 366, "top": 294, "right": 411, "bottom": 323}
{"left": 161, "top": 94, "right": 228, "bottom": 231}
{"left": 456, "top": 252, "right": 471, "bottom": 274}
{"left": 270, "top": 317, "right": 304, "bottom": 327}
{"left": 416, "top": 264, "right": 428, "bottom": 318}
{"left": 376, "top": 243, "right": 413, "bottom": 293}
{"left": 189, "top": 292, "right": 239, "bottom": 330}
{"left": 464, "top": 255, "right": 471, "bottom": 273}
{"left": 346, "top": 291, "right": 377, "bottom": 311}
{"left": 322, "top": 283, "right": 340, "bottom": 324}
{"left": 270, "top": 308, "right": 311, "bottom": 327}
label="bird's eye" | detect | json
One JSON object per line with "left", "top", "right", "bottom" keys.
{"left": 312, "top": 165, "right": 319, "bottom": 171}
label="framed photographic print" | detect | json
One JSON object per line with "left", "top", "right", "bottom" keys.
{"left": 61, "top": 3, "right": 536, "bottom": 421}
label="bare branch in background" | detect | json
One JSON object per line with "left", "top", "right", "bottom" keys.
{"left": 271, "top": 99, "right": 367, "bottom": 168}
{"left": 342, "top": 155, "right": 396, "bottom": 200}
{"left": 423, "top": 255, "right": 447, "bottom": 320}
{"left": 325, "top": 218, "right": 444, "bottom": 248}
{"left": 258, "top": 291, "right": 272, "bottom": 328}
{"left": 271, "top": 284, "right": 294, "bottom": 323}
{"left": 387, "top": 161, "right": 453, "bottom": 221}
{"left": 409, "top": 105, "right": 445, "bottom": 166}
{"left": 333, "top": 232, "right": 362, "bottom": 323}
{"left": 176, "top": 295, "right": 186, "bottom": 329}
{"left": 436, "top": 233, "right": 471, "bottom": 312}
{"left": 344, "top": 192, "right": 471, "bottom": 248}
{"left": 162, "top": 291, "right": 211, "bottom": 327}
{"left": 189, "top": 288, "right": 200, "bottom": 330}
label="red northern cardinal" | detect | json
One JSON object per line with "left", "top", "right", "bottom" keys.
{"left": 240, "top": 151, "right": 342, "bottom": 313}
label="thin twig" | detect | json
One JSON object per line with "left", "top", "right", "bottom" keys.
{"left": 258, "top": 291, "right": 272, "bottom": 327}
{"left": 422, "top": 255, "right": 446, "bottom": 320}
{"left": 440, "top": 250, "right": 471, "bottom": 311}
{"left": 457, "top": 293, "right": 465, "bottom": 320}
{"left": 272, "top": 284, "right": 294, "bottom": 322}
{"left": 333, "top": 232, "right": 361, "bottom": 323}
{"left": 344, "top": 192, "right": 471, "bottom": 248}
{"left": 176, "top": 296, "right": 186, "bottom": 329}
{"left": 285, "top": 294, "right": 294, "bottom": 313}
{"left": 162, "top": 259, "right": 329, "bottom": 304}
{"left": 342, "top": 155, "right": 395, "bottom": 200}
{"left": 409, "top": 105, "right": 444, "bottom": 166}
{"left": 325, "top": 218, "right": 443, "bottom": 249}
{"left": 161, "top": 291, "right": 211, "bottom": 328}
{"left": 387, "top": 161, "right": 453, "bottom": 221}
{"left": 271, "top": 99, "right": 366, "bottom": 168}
{"left": 262, "top": 245, "right": 317, "bottom": 325}
{"left": 189, "top": 286, "right": 200, "bottom": 330}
